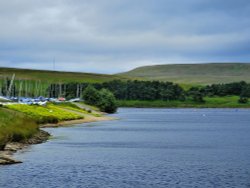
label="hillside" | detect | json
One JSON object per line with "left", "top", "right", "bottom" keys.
{"left": 0, "top": 67, "right": 125, "bottom": 83}
{"left": 118, "top": 63, "right": 250, "bottom": 85}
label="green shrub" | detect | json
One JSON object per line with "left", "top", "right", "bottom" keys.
{"left": 82, "top": 85, "right": 101, "bottom": 105}
{"left": 98, "top": 89, "right": 117, "bottom": 113}
{"left": 82, "top": 86, "right": 117, "bottom": 113}
{"left": 238, "top": 97, "right": 248, "bottom": 104}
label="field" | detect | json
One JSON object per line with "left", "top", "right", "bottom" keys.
{"left": 117, "top": 96, "right": 250, "bottom": 108}
{"left": 0, "top": 67, "right": 126, "bottom": 84}
{"left": 6, "top": 103, "right": 84, "bottom": 124}
{"left": 118, "top": 63, "right": 250, "bottom": 85}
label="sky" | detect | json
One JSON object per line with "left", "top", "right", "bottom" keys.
{"left": 0, "top": 0, "right": 250, "bottom": 74}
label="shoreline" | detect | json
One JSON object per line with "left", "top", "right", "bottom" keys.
{"left": 0, "top": 130, "right": 50, "bottom": 165}
{"left": 0, "top": 115, "right": 116, "bottom": 165}
{"left": 41, "top": 114, "right": 116, "bottom": 128}
{"left": 118, "top": 106, "right": 250, "bottom": 109}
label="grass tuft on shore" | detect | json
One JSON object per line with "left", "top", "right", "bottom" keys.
{"left": 0, "top": 108, "right": 39, "bottom": 150}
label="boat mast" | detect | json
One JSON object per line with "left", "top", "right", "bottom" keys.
{"left": 7, "top": 74, "right": 15, "bottom": 97}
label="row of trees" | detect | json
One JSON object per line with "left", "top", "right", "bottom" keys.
{"left": 93, "top": 80, "right": 184, "bottom": 101}
{"left": 52, "top": 80, "right": 184, "bottom": 101}
{"left": 49, "top": 80, "right": 250, "bottom": 104}
{"left": 188, "top": 81, "right": 250, "bottom": 103}
{"left": 2, "top": 76, "right": 249, "bottom": 106}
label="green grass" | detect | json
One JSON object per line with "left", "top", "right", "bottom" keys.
{"left": 0, "top": 67, "right": 127, "bottom": 84}
{"left": 6, "top": 103, "right": 84, "bottom": 124}
{"left": 118, "top": 63, "right": 250, "bottom": 85}
{"left": 53, "top": 102, "right": 91, "bottom": 114}
{"left": 117, "top": 96, "right": 250, "bottom": 108}
{"left": 0, "top": 108, "right": 39, "bottom": 150}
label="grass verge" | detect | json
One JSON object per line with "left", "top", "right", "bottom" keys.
{"left": 117, "top": 96, "right": 250, "bottom": 108}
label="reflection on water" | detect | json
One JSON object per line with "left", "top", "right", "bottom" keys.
{"left": 1, "top": 108, "right": 250, "bottom": 188}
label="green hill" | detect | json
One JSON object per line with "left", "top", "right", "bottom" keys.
{"left": 118, "top": 63, "right": 250, "bottom": 85}
{"left": 0, "top": 67, "right": 125, "bottom": 83}
{"left": 1, "top": 63, "right": 250, "bottom": 86}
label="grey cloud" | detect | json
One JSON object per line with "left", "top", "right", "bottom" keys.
{"left": 0, "top": 0, "right": 249, "bottom": 73}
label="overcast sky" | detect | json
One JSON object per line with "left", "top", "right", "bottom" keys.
{"left": 0, "top": 0, "right": 249, "bottom": 73}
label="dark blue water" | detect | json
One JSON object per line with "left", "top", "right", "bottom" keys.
{"left": 1, "top": 108, "right": 250, "bottom": 188}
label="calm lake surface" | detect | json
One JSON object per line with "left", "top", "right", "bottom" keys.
{"left": 1, "top": 108, "right": 250, "bottom": 188}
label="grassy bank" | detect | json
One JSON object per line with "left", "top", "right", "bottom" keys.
{"left": 0, "top": 108, "right": 39, "bottom": 150}
{"left": 117, "top": 96, "right": 250, "bottom": 108}
{"left": 0, "top": 103, "right": 86, "bottom": 150}
{"left": 5, "top": 103, "right": 84, "bottom": 124}
{"left": 0, "top": 102, "right": 108, "bottom": 152}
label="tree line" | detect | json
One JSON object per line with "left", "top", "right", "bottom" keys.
{"left": 188, "top": 81, "right": 250, "bottom": 103}
{"left": 55, "top": 80, "right": 184, "bottom": 101}
{"left": 2, "top": 77, "right": 250, "bottom": 105}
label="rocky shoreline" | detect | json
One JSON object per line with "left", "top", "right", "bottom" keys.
{"left": 0, "top": 115, "right": 116, "bottom": 165}
{"left": 0, "top": 130, "right": 50, "bottom": 165}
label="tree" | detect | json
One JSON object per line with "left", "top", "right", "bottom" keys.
{"left": 188, "top": 87, "right": 205, "bottom": 103}
{"left": 81, "top": 85, "right": 101, "bottom": 105}
{"left": 98, "top": 89, "right": 117, "bottom": 113}
{"left": 238, "top": 97, "right": 248, "bottom": 104}
{"left": 191, "top": 91, "right": 205, "bottom": 103}
{"left": 240, "top": 84, "right": 250, "bottom": 98}
{"left": 160, "top": 88, "right": 174, "bottom": 101}
{"left": 238, "top": 84, "right": 250, "bottom": 104}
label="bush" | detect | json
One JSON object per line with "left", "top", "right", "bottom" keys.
{"left": 82, "top": 86, "right": 117, "bottom": 113}
{"left": 238, "top": 97, "right": 248, "bottom": 104}
{"left": 98, "top": 89, "right": 117, "bottom": 113}
{"left": 81, "top": 85, "right": 101, "bottom": 105}
{"left": 188, "top": 90, "right": 205, "bottom": 103}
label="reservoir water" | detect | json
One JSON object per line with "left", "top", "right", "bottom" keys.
{"left": 1, "top": 108, "right": 250, "bottom": 188}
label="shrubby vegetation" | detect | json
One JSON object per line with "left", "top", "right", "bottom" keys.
{"left": 6, "top": 104, "right": 83, "bottom": 124}
{"left": 96, "top": 80, "right": 184, "bottom": 101}
{"left": 188, "top": 81, "right": 250, "bottom": 103}
{"left": 82, "top": 85, "right": 101, "bottom": 106}
{"left": 98, "top": 89, "right": 117, "bottom": 113}
{"left": 82, "top": 86, "right": 117, "bottom": 113}
{"left": 55, "top": 80, "right": 184, "bottom": 101}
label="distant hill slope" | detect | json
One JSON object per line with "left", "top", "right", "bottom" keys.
{"left": 0, "top": 67, "right": 125, "bottom": 83}
{"left": 118, "top": 63, "right": 250, "bottom": 85}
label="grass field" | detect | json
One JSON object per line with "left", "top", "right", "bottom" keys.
{"left": 0, "top": 67, "right": 126, "bottom": 84}
{"left": 1, "top": 63, "right": 250, "bottom": 88}
{"left": 118, "top": 63, "right": 250, "bottom": 85}
{"left": 117, "top": 96, "right": 250, "bottom": 108}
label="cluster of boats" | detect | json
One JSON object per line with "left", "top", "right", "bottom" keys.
{"left": 0, "top": 96, "right": 70, "bottom": 105}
